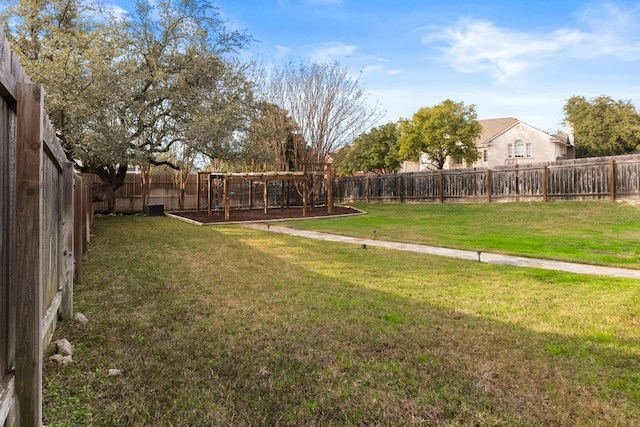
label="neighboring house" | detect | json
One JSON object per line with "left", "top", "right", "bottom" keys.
{"left": 408, "top": 117, "right": 575, "bottom": 171}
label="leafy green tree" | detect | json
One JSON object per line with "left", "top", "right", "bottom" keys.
{"left": 1, "top": 0, "right": 131, "bottom": 208}
{"left": 337, "top": 122, "right": 400, "bottom": 175}
{"left": 3, "top": 0, "right": 253, "bottom": 212}
{"left": 398, "top": 99, "right": 481, "bottom": 170}
{"left": 114, "top": 0, "right": 253, "bottom": 206}
{"left": 563, "top": 95, "right": 640, "bottom": 157}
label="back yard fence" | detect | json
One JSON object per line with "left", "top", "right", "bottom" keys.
{"left": 98, "top": 154, "right": 640, "bottom": 214}
{"left": 90, "top": 172, "right": 314, "bottom": 213}
{"left": 0, "top": 29, "right": 89, "bottom": 426}
{"left": 337, "top": 155, "right": 640, "bottom": 204}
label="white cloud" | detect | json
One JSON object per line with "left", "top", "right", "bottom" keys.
{"left": 362, "top": 65, "right": 382, "bottom": 73}
{"left": 275, "top": 45, "right": 291, "bottom": 57}
{"left": 572, "top": 2, "right": 640, "bottom": 58}
{"left": 423, "top": 2, "right": 640, "bottom": 82}
{"left": 310, "top": 42, "right": 358, "bottom": 60}
{"left": 424, "top": 18, "right": 585, "bottom": 82}
{"left": 107, "top": 5, "right": 128, "bottom": 20}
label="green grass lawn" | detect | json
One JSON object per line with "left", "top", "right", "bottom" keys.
{"left": 43, "top": 209, "right": 640, "bottom": 426}
{"left": 286, "top": 201, "right": 640, "bottom": 268}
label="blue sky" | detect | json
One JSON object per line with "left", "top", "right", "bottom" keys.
{"left": 112, "top": 0, "right": 640, "bottom": 134}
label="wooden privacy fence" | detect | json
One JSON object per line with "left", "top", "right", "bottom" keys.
{"left": 0, "top": 29, "right": 87, "bottom": 426}
{"left": 89, "top": 172, "right": 200, "bottom": 213}
{"left": 96, "top": 155, "right": 640, "bottom": 214}
{"left": 337, "top": 154, "right": 640, "bottom": 204}
{"left": 91, "top": 172, "right": 320, "bottom": 214}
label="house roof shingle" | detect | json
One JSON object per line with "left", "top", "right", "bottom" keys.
{"left": 475, "top": 117, "right": 572, "bottom": 146}
{"left": 476, "top": 117, "right": 519, "bottom": 144}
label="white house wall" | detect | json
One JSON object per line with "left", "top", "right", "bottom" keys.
{"left": 480, "top": 122, "right": 562, "bottom": 168}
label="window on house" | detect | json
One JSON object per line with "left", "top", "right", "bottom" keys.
{"left": 514, "top": 140, "right": 525, "bottom": 158}
{"left": 453, "top": 155, "right": 463, "bottom": 165}
{"left": 526, "top": 143, "right": 532, "bottom": 158}
{"left": 483, "top": 149, "right": 488, "bottom": 162}
{"left": 507, "top": 144, "right": 513, "bottom": 158}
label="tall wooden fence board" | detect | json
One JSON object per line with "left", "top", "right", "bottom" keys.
{"left": 0, "top": 52, "right": 17, "bottom": 427}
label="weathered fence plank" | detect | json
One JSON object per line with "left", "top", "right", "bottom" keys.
{"left": 74, "top": 174, "right": 83, "bottom": 283}
{"left": 15, "top": 82, "right": 44, "bottom": 426}
{"left": 0, "top": 31, "right": 18, "bottom": 427}
{"left": 0, "top": 87, "right": 16, "bottom": 427}
{"left": 62, "top": 164, "right": 75, "bottom": 319}
{"left": 0, "top": 375, "right": 15, "bottom": 425}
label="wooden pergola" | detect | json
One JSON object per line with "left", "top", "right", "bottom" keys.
{"left": 196, "top": 170, "right": 334, "bottom": 220}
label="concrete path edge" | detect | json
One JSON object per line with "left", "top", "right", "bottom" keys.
{"left": 242, "top": 223, "right": 640, "bottom": 280}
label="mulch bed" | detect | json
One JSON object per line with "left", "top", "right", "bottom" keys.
{"left": 168, "top": 205, "right": 362, "bottom": 225}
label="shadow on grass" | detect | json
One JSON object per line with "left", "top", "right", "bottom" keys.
{"left": 44, "top": 216, "right": 640, "bottom": 426}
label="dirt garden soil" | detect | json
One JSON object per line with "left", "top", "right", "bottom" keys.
{"left": 169, "top": 205, "right": 362, "bottom": 224}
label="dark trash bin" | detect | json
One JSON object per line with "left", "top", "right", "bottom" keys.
{"left": 146, "top": 204, "right": 164, "bottom": 216}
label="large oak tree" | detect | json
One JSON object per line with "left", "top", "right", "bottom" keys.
{"left": 563, "top": 95, "right": 640, "bottom": 158}
{"left": 3, "top": 0, "right": 253, "bottom": 212}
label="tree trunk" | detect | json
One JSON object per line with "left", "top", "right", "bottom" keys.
{"left": 86, "top": 163, "right": 128, "bottom": 214}
{"left": 140, "top": 165, "right": 153, "bottom": 210}
{"left": 107, "top": 190, "right": 117, "bottom": 214}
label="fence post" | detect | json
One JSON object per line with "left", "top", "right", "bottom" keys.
{"left": 609, "top": 159, "right": 616, "bottom": 201}
{"left": 326, "top": 165, "right": 334, "bottom": 213}
{"left": 486, "top": 169, "right": 492, "bottom": 203}
{"left": 15, "top": 82, "right": 44, "bottom": 426}
{"left": 263, "top": 177, "right": 269, "bottom": 214}
{"left": 514, "top": 164, "right": 519, "bottom": 201}
{"left": 74, "top": 174, "right": 83, "bottom": 284}
{"left": 438, "top": 170, "right": 444, "bottom": 203}
{"left": 302, "top": 178, "right": 308, "bottom": 216}
{"left": 82, "top": 181, "right": 89, "bottom": 262}
{"left": 223, "top": 176, "right": 230, "bottom": 221}
{"left": 397, "top": 174, "right": 403, "bottom": 202}
{"left": 365, "top": 175, "right": 370, "bottom": 203}
{"left": 196, "top": 172, "right": 201, "bottom": 213}
{"left": 542, "top": 165, "right": 548, "bottom": 202}
{"left": 61, "top": 163, "right": 74, "bottom": 319}
{"left": 207, "top": 174, "right": 212, "bottom": 217}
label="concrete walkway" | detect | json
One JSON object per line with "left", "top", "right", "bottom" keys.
{"left": 242, "top": 223, "right": 640, "bottom": 280}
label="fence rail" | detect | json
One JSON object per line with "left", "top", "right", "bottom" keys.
{"left": 0, "top": 28, "right": 87, "bottom": 426}
{"left": 338, "top": 155, "right": 640, "bottom": 204}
